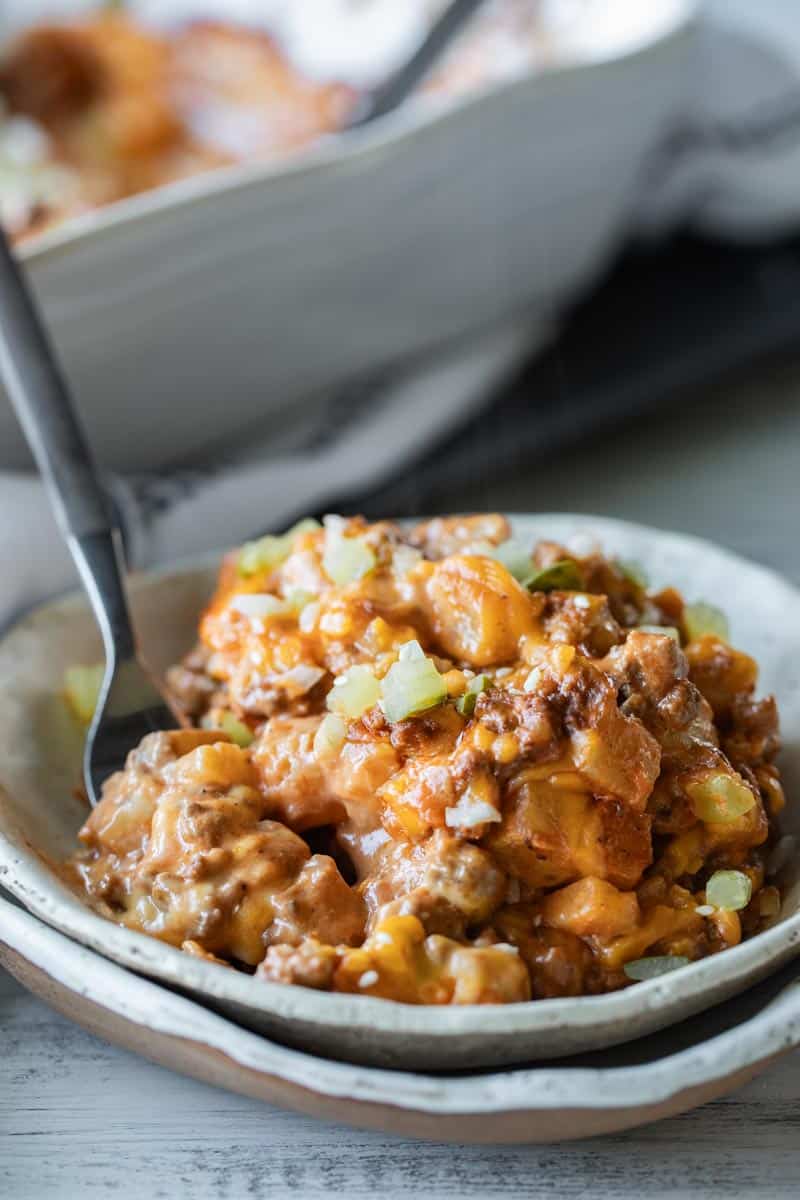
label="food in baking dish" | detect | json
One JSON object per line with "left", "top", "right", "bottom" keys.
{"left": 0, "top": 12, "right": 351, "bottom": 240}
{"left": 0, "top": 4, "right": 556, "bottom": 242}
{"left": 64, "top": 514, "right": 788, "bottom": 1005}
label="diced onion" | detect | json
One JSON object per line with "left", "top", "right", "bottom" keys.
{"left": 323, "top": 523, "right": 376, "bottom": 585}
{"left": 617, "top": 559, "right": 649, "bottom": 589}
{"left": 218, "top": 712, "right": 254, "bottom": 748}
{"left": 238, "top": 518, "right": 321, "bottom": 577}
{"left": 391, "top": 545, "right": 423, "bottom": 578}
{"left": 687, "top": 772, "right": 756, "bottom": 823}
{"left": 445, "top": 796, "right": 502, "bottom": 829}
{"left": 298, "top": 601, "right": 320, "bottom": 633}
{"left": 684, "top": 601, "right": 729, "bottom": 643}
{"left": 327, "top": 665, "right": 381, "bottom": 718}
{"left": 64, "top": 663, "right": 105, "bottom": 724}
{"left": 457, "top": 673, "right": 488, "bottom": 716}
{"left": 230, "top": 593, "right": 288, "bottom": 619}
{"left": 623, "top": 955, "right": 691, "bottom": 982}
{"left": 314, "top": 713, "right": 346, "bottom": 757}
{"left": 633, "top": 624, "right": 680, "bottom": 642}
{"left": 462, "top": 539, "right": 496, "bottom": 557}
{"left": 381, "top": 654, "right": 447, "bottom": 723}
{"left": 524, "top": 559, "right": 584, "bottom": 593}
{"left": 705, "top": 869, "right": 752, "bottom": 911}
{"left": 523, "top": 667, "right": 543, "bottom": 693}
{"left": 278, "top": 665, "right": 326, "bottom": 696}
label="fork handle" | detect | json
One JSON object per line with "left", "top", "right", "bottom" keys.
{"left": 0, "top": 231, "right": 135, "bottom": 660}
{"left": 0, "top": 231, "right": 113, "bottom": 538}
{"left": 348, "top": 0, "right": 487, "bottom": 126}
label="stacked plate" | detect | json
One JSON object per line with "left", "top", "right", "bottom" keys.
{"left": 2, "top": 515, "right": 800, "bottom": 1141}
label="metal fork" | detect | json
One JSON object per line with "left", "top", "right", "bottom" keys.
{"left": 0, "top": 229, "right": 182, "bottom": 806}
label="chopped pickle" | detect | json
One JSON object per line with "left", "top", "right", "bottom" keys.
{"left": 218, "top": 712, "right": 254, "bottom": 748}
{"left": 684, "top": 601, "right": 729, "bottom": 643}
{"left": 323, "top": 529, "right": 376, "bottom": 586}
{"left": 457, "top": 673, "right": 489, "bottom": 717}
{"left": 706, "top": 869, "right": 752, "bottom": 911}
{"left": 381, "top": 651, "right": 447, "bottom": 723}
{"left": 326, "top": 665, "right": 381, "bottom": 719}
{"left": 624, "top": 955, "right": 691, "bottom": 981}
{"left": 492, "top": 538, "right": 534, "bottom": 583}
{"left": 64, "top": 663, "right": 105, "bottom": 724}
{"left": 238, "top": 518, "right": 321, "bottom": 577}
{"left": 687, "top": 772, "right": 756, "bottom": 823}
{"left": 524, "top": 559, "right": 583, "bottom": 593}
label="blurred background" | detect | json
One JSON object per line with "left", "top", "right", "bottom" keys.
{"left": 1, "top": 0, "right": 799, "bottom": 622}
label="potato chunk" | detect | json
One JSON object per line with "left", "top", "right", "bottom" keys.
{"left": 422, "top": 555, "right": 536, "bottom": 666}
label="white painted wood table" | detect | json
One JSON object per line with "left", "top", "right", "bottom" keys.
{"left": 3, "top": 360, "right": 800, "bottom": 1198}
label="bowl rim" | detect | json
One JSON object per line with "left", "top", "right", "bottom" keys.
{"left": 1, "top": 512, "right": 799, "bottom": 1045}
{"left": 13, "top": 0, "right": 697, "bottom": 265}
{"left": 2, "top": 893, "right": 799, "bottom": 1117}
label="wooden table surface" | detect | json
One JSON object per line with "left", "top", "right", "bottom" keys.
{"left": 3, "top": 359, "right": 800, "bottom": 1198}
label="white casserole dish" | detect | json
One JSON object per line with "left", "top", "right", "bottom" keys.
{"left": 0, "top": 0, "right": 696, "bottom": 471}
{"left": 1, "top": 514, "right": 798, "bottom": 1070}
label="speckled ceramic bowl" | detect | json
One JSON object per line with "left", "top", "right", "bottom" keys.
{"left": 1, "top": 515, "right": 799, "bottom": 1069}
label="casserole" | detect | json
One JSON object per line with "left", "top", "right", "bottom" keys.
{"left": 1, "top": 514, "right": 797, "bottom": 1068}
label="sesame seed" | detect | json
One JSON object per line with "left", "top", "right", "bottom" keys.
{"left": 358, "top": 970, "right": 379, "bottom": 988}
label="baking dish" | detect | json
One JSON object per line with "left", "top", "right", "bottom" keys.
{"left": 0, "top": 1, "right": 696, "bottom": 471}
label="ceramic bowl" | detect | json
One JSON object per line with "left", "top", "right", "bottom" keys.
{"left": 3, "top": 894, "right": 800, "bottom": 1143}
{"left": 1, "top": 514, "right": 799, "bottom": 1068}
{"left": 0, "top": 1, "right": 695, "bottom": 471}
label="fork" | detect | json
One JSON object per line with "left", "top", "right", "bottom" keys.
{"left": 347, "top": 0, "right": 489, "bottom": 127}
{"left": 0, "top": 229, "right": 182, "bottom": 806}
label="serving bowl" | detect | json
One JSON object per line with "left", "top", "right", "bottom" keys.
{"left": 1, "top": 513, "right": 799, "bottom": 1068}
{"left": 0, "top": 1, "right": 696, "bottom": 471}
